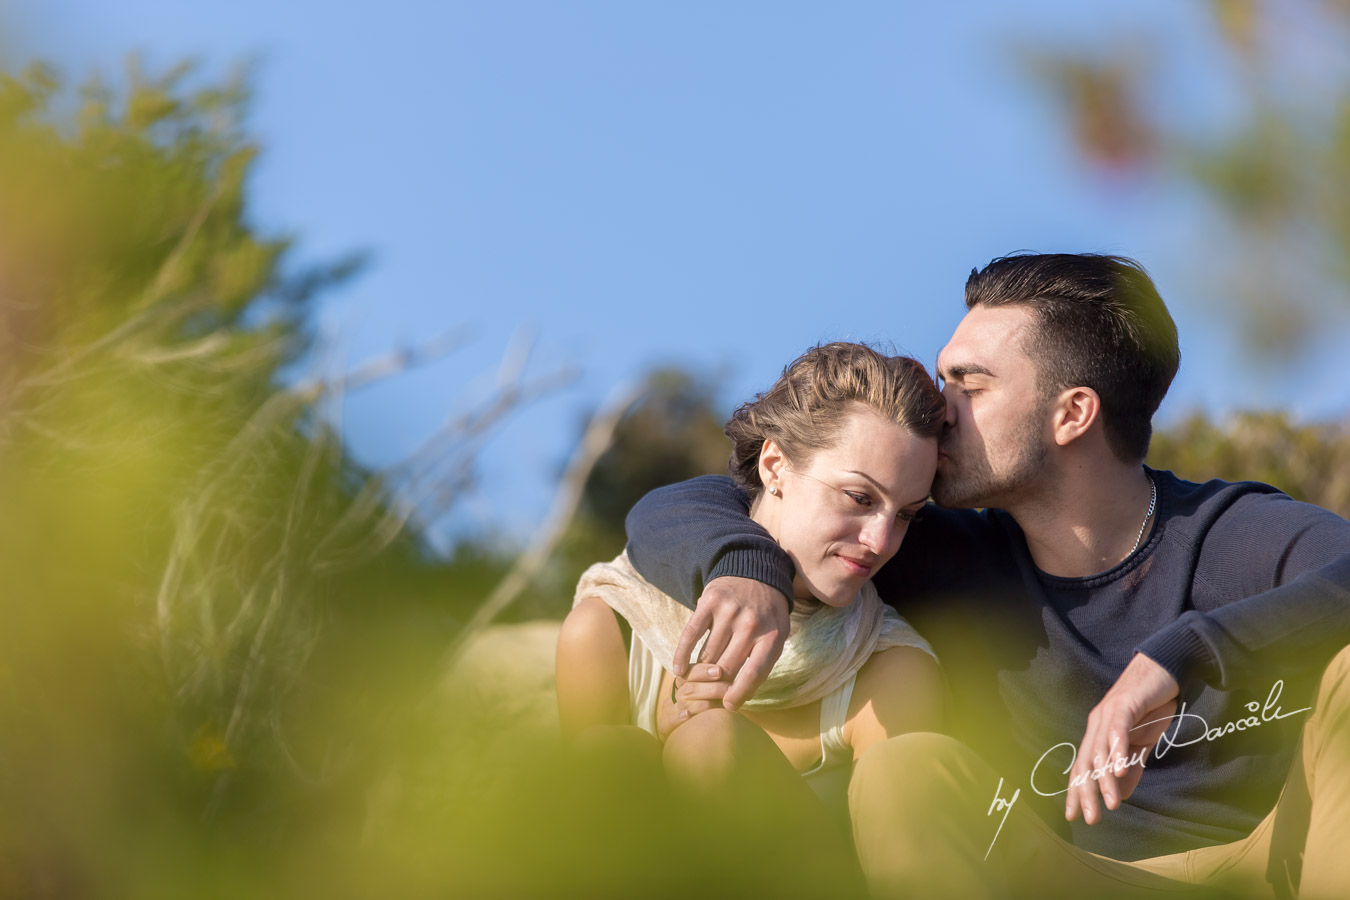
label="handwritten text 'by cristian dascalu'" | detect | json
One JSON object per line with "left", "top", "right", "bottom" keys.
{"left": 983, "top": 680, "right": 1311, "bottom": 860}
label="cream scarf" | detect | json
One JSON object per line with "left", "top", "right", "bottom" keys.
{"left": 574, "top": 551, "right": 936, "bottom": 736}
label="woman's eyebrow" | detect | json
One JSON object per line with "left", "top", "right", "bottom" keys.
{"left": 843, "top": 469, "right": 885, "bottom": 491}
{"left": 843, "top": 470, "right": 931, "bottom": 507}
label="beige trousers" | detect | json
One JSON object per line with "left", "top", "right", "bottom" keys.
{"left": 848, "top": 646, "right": 1350, "bottom": 899}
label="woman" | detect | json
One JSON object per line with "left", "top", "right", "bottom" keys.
{"left": 555, "top": 342, "right": 945, "bottom": 814}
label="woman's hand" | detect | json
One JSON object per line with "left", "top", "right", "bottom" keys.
{"left": 656, "top": 664, "right": 728, "bottom": 741}
{"left": 671, "top": 576, "right": 790, "bottom": 711}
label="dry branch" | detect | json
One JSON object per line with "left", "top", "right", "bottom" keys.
{"left": 442, "top": 382, "right": 641, "bottom": 669}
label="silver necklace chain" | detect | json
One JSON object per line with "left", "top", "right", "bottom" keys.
{"left": 1130, "top": 472, "right": 1157, "bottom": 555}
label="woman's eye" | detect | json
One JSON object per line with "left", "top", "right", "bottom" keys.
{"left": 961, "top": 388, "right": 982, "bottom": 398}
{"left": 845, "top": 491, "right": 872, "bottom": 507}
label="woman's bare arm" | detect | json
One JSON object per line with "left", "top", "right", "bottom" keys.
{"left": 845, "top": 647, "right": 945, "bottom": 762}
{"left": 555, "top": 596, "right": 631, "bottom": 740}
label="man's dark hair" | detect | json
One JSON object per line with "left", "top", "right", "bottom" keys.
{"left": 965, "top": 253, "right": 1180, "bottom": 463}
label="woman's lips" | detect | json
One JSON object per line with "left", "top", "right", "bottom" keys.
{"left": 837, "top": 555, "right": 873, "bottom": 577}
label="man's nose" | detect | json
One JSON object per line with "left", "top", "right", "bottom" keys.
{"left": 941, "top": 390, "right": 957, "bottom": 427}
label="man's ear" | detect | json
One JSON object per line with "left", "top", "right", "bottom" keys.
{"left": 1052, "top": 386, "right": 1101, "bottom": 447}
{"left": 758, "top": 439, "right": 787, "bottom": 492}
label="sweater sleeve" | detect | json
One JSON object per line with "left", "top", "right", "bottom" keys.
{"left": 623, "top": 475, "right": 795, "bottom": 612}
{"left": 1137, "top": 499, "right": 1350, "bottom": 691}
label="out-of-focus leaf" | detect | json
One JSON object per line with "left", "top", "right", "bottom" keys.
{"left": 1025, "top": 0, "right": 1350, "bottom": 362}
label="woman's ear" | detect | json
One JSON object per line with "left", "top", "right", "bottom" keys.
{"left": 758, "top": 439, "right": 786, "bottom": 494}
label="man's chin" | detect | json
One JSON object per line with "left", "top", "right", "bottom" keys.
{"left": 931, "top": 476, "right": 979, "bottom": 510}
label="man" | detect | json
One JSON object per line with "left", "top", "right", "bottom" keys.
{"left": 624, "top": 254, "right": 1350, "bottom": 897}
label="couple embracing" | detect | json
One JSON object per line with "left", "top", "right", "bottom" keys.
{"left": 557, "top": 253, "right": 1350, "bottom": 898}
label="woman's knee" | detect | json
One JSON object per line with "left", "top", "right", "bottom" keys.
{"left": 662, "top": 707, "right": 764, "bottom": 785}
{"left": 567, "top": 724, "right": 665, "bottom": 787}
{"left": 662, "top": 707, "right": 740, "bottom": 760}
{"left": 572, "top": 724, "right": 661, "bottom": 758}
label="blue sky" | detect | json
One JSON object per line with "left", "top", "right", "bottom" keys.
{"left": 11, "top": 2, "right": 1350, "bottom": 547}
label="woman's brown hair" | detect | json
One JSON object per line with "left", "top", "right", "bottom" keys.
{"left": 725, "top": 342, "right": 945, "bottom": 498}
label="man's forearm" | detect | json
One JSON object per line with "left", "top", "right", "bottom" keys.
{"left": 624, "top": 475, "right": 795, "bottom": 610}
{"left": 1138, "top": 553, "right": 1350, "bottom": 691}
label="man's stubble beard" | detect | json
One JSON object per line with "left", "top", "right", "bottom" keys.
{"left": 931, "top": 410, "right": 1049, "bottom": 510}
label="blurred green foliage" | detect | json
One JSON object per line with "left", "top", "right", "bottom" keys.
{"left": 1, "top": 48, "right": 1343, "bottom": 899}
{"left": 1027, "top": 0, "right": 1350, "bottom": 358}
{"left": 1149, "top": 409, "right": 1350, "bottom": 518}
{"left": 0, "top": 59, "right": 473, "bottom": 896}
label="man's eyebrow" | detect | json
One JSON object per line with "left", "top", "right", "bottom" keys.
{"left": 940, "top": 363, "right": 995, "bottom": 380}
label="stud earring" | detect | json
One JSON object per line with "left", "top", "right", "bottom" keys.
{"left": 768, "top": 485, "right": 779, "bottom": 496}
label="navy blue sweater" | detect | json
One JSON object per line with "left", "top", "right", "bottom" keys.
{"left": 624, "top": 469, "right": 1350, "bottom": 861}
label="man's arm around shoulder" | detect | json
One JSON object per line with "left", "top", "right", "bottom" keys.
{"left": 625, "top": 475, "right": 796, "bottom": 713}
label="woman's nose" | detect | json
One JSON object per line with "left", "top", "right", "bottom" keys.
{"left": 859, "top": 515, "right": 895, "bottom": 557}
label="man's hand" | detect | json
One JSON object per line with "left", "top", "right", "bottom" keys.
{"left": 1067, "top": 652, "right": 1180, "bottom": 825}
{"left": 671, "top": 575, "right": 790, "bottom": 712}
